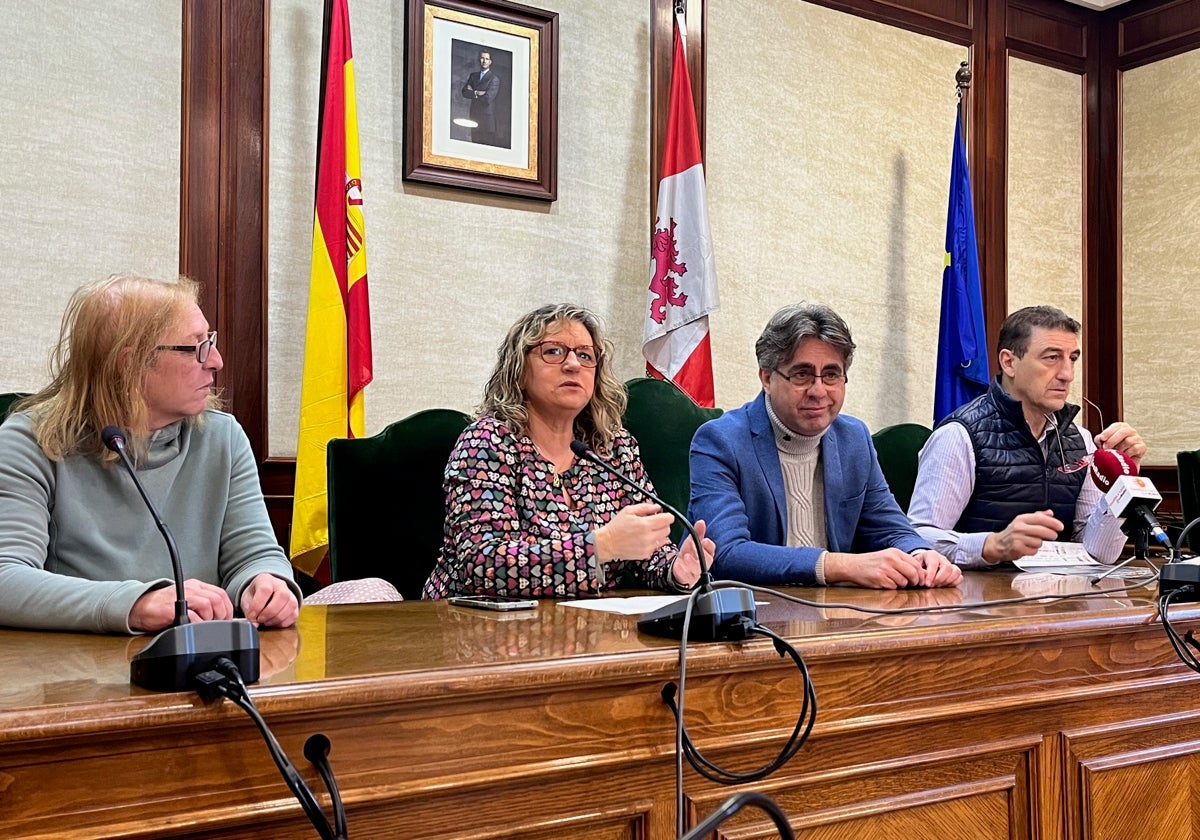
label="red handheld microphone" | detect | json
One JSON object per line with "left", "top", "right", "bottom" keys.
{"left": 1089, "top": 447, "right": 1138, "bottom": 490}
{"left": 1089, "top": 447, "right": 1169, "bottom": 547}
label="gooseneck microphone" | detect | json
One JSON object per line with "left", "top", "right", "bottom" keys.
{"left": 570, "top": 439, "right": 756, "bottom": 641}
{"left": 102, "top": 425, "right": 260, "bottom": 692}
{"left": 101, "top": 426, "right": 189, "bottom": 627}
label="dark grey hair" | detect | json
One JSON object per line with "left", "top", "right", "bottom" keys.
{"left": 998, "top": 305, "right": 1080, "bottom": 357}
{"left": 754, "top": 303, "right": 856, "bottom": 372}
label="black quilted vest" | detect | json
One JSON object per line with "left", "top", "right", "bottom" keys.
{"left": 940, "top": 377, "right": 1087, "bottom": 536}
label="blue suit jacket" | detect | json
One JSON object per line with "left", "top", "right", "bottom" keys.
{"left": 688, "top": 393, "right": 927, "bottom": 584}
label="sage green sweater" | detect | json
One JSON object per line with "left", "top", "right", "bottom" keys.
{"left": 0, "top": 410, "right": 300, "bottom": 633}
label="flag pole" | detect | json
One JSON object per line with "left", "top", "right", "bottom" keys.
{"left": 955, "top": 60, "right": 971, "bottom": 143}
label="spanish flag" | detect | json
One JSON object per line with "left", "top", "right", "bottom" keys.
{"left": 291, "top": 0, "right": 373, "bottom": 578}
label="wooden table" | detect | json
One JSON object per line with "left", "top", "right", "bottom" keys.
{"left": 2, "top": 570, "right": 1198, "bottom": 839}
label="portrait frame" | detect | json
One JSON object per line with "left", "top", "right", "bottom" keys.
{"left": 404, "top": 0, "right": 559, "bottom": 201}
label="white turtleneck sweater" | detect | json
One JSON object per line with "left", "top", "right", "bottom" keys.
{"left": 764, "top": 396, "right": 830, "bottom": 584}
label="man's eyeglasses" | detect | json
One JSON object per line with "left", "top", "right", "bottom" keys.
{"left": 1052, "top": 396, "right": 1103, "bottom": 474}
{"left": 773, "top": 368, "right": 848, "bottom": 389}
{"left": 157, "top": 331, "right": 218, "bottom": 364}
{"left": 530, "top": 341, "right": 600, "bottom": 368}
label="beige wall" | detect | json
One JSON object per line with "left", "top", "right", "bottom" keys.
{"left": 0, "top": 3, "right": 181, "bottom": 392}
{"left": 706, "top": 0, "right": 965, "bottom": 430}
{"left": 1122, "top": 48, "right": 1200, "bottom": 465}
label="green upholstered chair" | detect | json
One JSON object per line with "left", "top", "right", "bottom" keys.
{"left": 0, "top": 392, "right": 29, "bottom": 421}
{"left": 622, "top": 377, "right": 723, "bottom": 543}
{"left": 1177, "top": 450, "right": 1200, "bottom": 552}
{"left": 871, "top": 422, "right": 933, "bottom": 513}
{"left": 326, "top": 408, "right": 472, "bottom": 599}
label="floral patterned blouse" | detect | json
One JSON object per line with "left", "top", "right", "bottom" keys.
{"left": 421, "top": 415, "right": 678, "bottom": 598}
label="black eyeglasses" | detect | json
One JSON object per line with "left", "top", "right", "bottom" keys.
{"left": 530, "top": 341, "right": 600, "bottom": 368}
{"left": 157, "top": 330, "right": 218, "bottom": 364}
{"left": 773, "top": 367, "right": 847, "bottom": 388}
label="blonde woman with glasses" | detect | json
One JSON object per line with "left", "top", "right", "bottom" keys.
{"left": 0, "top": 274, "right": 301, "bottom": 633}
{"left": 422, "top": 303, "right": 711, "bottom": 599}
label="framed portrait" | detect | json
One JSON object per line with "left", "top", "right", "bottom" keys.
{"left": 404, "top": 0, "right": 559, "bottom": 201}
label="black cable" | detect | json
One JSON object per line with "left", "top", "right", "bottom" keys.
{"left": 1157, "top": 586, "right": 1200, "bottom": 673}
{"left": 671, "top": 589, "right": 700, "bottom": 839}
{"left": 305, "top": 734, "right": 348, "bottom": 840}
{"left": 680, "top": 791, "right": 796, "bottom": 840}
{"left": 738, "top": 576, "right": 1157, "bottom": 620}
{"left": 665, "top": 590, "right": 817, "bottom": 789}
{"left": 202, "top": 659, "right": 342, "bottom": 840}
{"left": 1174, "top": 516, "right": 1200, "bottom": 557}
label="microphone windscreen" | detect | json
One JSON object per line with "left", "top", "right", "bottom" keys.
{"left": 100, "top": 425, "right": 125, "bottom": 452}
{"left": 569, "top": 439, "right": 590, "bottom": 458}
{"left": 1089, "top": 447, "right": 1138, "bottom": 491}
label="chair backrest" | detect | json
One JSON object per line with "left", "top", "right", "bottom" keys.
{"left": 1178, "top": 450, "right": 1200, "bottom": 552}
{"left": 0, "top": 392, "right": 29, "bottom": 421}
{"left": 622, "top": 377, "right": 723, "bottom": 542}
{"left": 327, "top": 408, "right": 472, "bottom": 599}
{"left": 871, "top": 422, "right": 933, "bottom": 513}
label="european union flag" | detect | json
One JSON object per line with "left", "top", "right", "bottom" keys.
{"left": 934, "top": 105, "right": 989, "bottom": 425}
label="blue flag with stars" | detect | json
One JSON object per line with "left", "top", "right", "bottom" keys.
{"left": 934, "top": 104, "right": 989, "bottom": 424}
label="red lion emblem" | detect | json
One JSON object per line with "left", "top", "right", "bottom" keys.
{"left": 649, "top": 218, "right": 687, "bottom": 324}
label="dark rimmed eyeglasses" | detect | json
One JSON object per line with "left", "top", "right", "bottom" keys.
{"left": 157, "top": 330, "right": 218, "bottom": 364}
{"left": 772, "top": 367, "right": 848, "bottom": 389}
{"left": 529, "top": 341, "right": 600, "bottom": 368}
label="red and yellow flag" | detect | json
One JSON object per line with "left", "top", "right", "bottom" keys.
{"left": 290, "top": 0, "right": 373, "bottom": 577}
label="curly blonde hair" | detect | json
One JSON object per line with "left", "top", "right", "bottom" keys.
{"left": 17, "top": 274, "right": 220, "bottom": 464}
{"left": 479, "top": 304, "right": 627, "bottom": 454}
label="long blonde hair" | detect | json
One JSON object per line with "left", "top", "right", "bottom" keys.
{"left": 17, "top": 274, "right": 219, "bottom": 463}
{"left": 479, "top": 304, "right": 627, "bottom": 454}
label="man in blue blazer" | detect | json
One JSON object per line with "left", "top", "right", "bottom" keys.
{"left": 689, "top": 303, "right": 961, "bottom": 589}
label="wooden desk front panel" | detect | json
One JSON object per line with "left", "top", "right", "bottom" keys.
{"left": 2, "top": 574, "right": 1199, "bottom": 839}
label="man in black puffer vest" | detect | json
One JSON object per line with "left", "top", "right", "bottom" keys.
{"left": 907, "top": 306, "right": 1146, "bottom": 569}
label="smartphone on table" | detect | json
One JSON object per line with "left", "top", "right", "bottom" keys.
{"left": 447, "top": 595, "right": 539, "bottom": 611}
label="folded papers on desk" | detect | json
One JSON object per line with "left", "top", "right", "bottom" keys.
{"left": 1013, "top": 541, "right": 1154, "bottom": 579}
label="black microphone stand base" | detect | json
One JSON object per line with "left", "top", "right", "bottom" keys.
{"left": 131, "top": 620, "right": 261, "bottom": 692}
{"left": 638, "top": 587, "right": 757, "bottom": 641}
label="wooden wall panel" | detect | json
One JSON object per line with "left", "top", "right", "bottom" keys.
{"left": 1063, "top": 711, "right": 1200, "bottom": 839}
{"left": 180, "top": 0, "right": 269, "bottom": 464}
{"left": 1007, "top": 0, "right": 1088, "bottom": 67}
{"left": 1117, "top": 0, "right": 1200, "bottom": 67}
{"left": 804, "top": 0, "right": 974, "bottom": 39}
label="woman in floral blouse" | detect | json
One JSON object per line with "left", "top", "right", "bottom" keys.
{"left": 422, "top": 304, "right": 712, "bottom": 599}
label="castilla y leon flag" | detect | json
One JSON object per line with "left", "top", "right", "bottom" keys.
{"left": 934, "top": 101, "right": 988, "bottom": 425}
{"left": 643, "top": 13, "right": 718, "bottom": 408}
{"left": 290, "top": 0, "right": 373, "bottom": 578}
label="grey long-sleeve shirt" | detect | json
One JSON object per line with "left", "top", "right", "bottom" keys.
{"left": 0, "top": 410, "right": 300, "bottom": 633}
